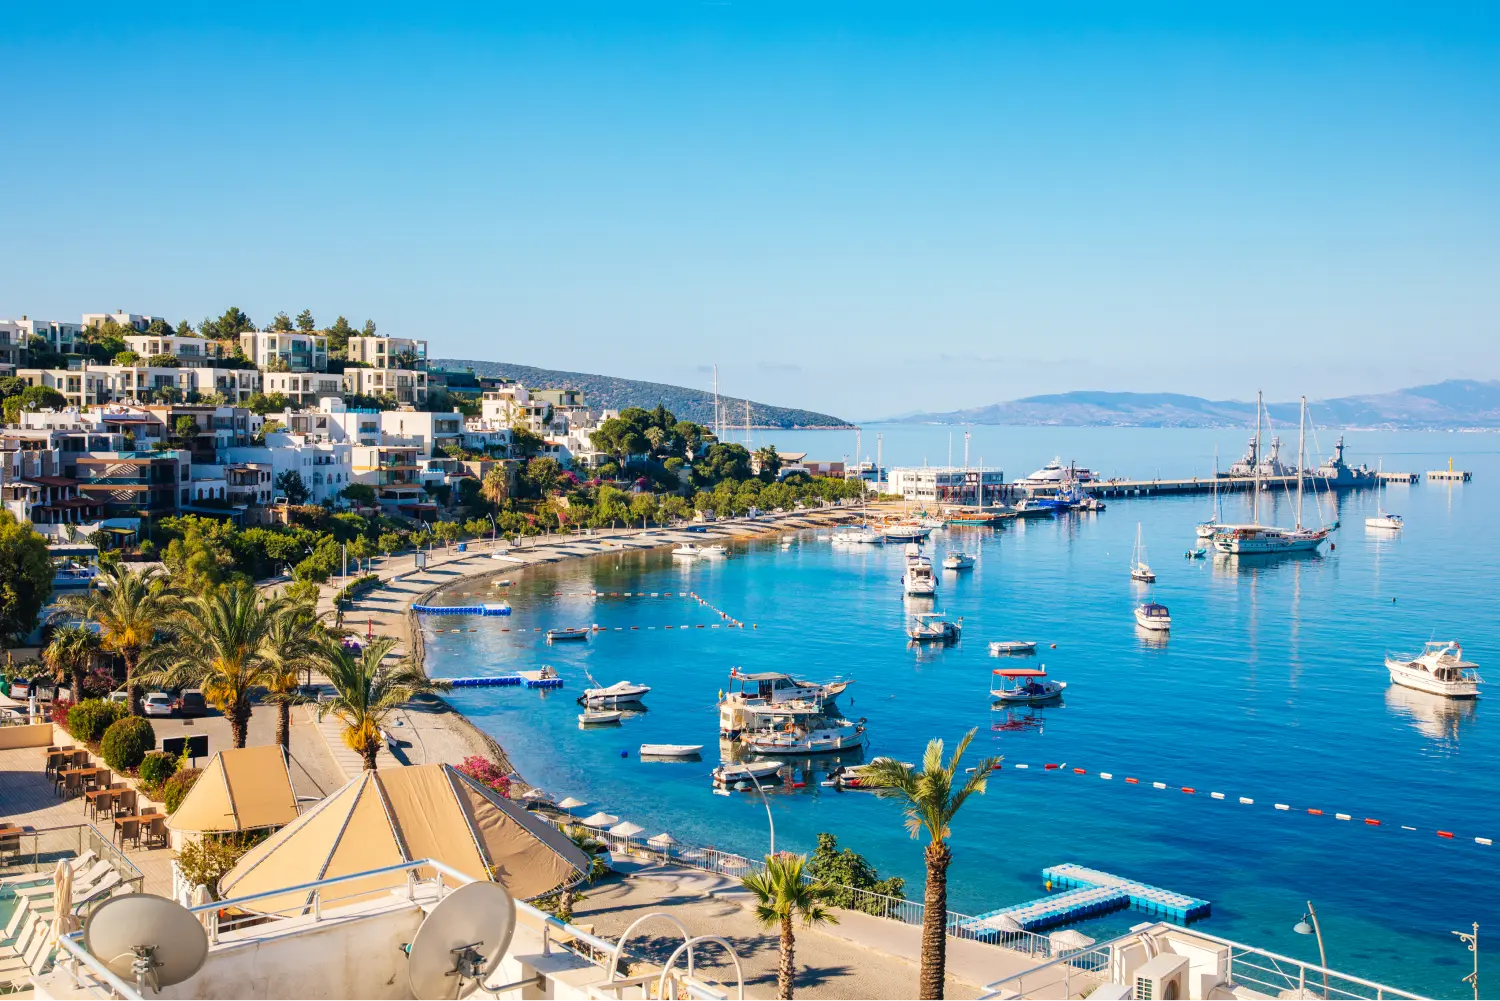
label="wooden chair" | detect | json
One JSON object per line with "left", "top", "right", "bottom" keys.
{"left": 60, "top": 772, "right": 84, "bottom": 800}
{"left": 93, "top": 768, "right": 111, "bottom": 790}
{"left": 89, "top": 791, "right": 114, "bottom": 823}
{"left": 113, "top": 789, "right": 136, "bottom": 817}
{"left": 144, "top": 816, "right": 167, "bottom": 849}
{"left": 115, "top": 818, "right": 140, "bottom": 850}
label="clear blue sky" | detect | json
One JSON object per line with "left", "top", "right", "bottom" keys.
{"left": 3, "top": 2, "right": 1497, "bottom": 420}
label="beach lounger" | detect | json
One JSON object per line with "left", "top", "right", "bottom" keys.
{"left": 1, "top": 898, "right": 31, "bottom": 944}
{"left": 72, "top": 870, "right": 121, "bottom": 912}
{"left": 22, "top": 929, "right": 52, "bottom": 974}
{"left": 0, "top": 850, "right": 98, "bottom": 888}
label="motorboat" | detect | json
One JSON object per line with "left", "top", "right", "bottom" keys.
{"left": 579, "top": 680, "right": 651, "bottom": 706}
{"left": 989, "top": 640, "right": 1038, "bottom": 656}
{"left": 1021, "top": 457, "right": 1095, "bottom": 486}
{"left": 1130, "top": 523, "right": 1156, "bottom": 583}
{"left": 990, "top": 667, "right": 1066, "bottom": 704}
{"left": 1134, "top": 602, "right": 1171, "bottom": 632}
{"left": 832, "top": 757, "right": 911, "bottom": 790}
{"left": 1012, "top": 499, "right": 1056, "bottom": 519}
{"left": 546, "top": 627, "right": 590, "bottom": 642}
{"left": 1386, "top": 641, "right": 1481, "bottom": 698}
{"left": 719, "top": 670, "right": 851, "bottom": 738}
{"left": 640, "top": 743, "right": 704, "bottom": 758}
{"left": 908, "top": 611, "right": 961, "bottom": 643}
{"left": 724, "top": 668, "right": 851, "bottom": 706}
{"left": 672, "top": 543, "right": 702, "bottom": 557}
{"left": 943, "top": 552, "right": 975, "bottom": 571}
{"left": 903, "top": 559, "right": 938, "bottom": 597}
{"left": 1185, "top": 547, "right": 1207, "bottom": 559}
{"left": 701, "top": 543, "right": 729, "bottom": 555}
{"left": 741, "top": 719, "right": 866, "bottom": 756}
{"left": 881, "top": 523, "right": 932, "bottom": 543}
{"left": 832, "top": 526, "right": 883, "bottom": 544}
{"left": 712, "top": 760, "right": 785, "bottom": 786}
{"left": 578, "top": 709, "right": 623, "bottom": 725}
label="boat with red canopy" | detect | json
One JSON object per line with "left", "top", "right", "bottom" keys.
{"left": 990, "top": 667, "right": 1067, "bottom": 704}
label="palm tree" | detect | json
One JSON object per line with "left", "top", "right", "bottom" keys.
{"left": 862, "top": 730, "right": 1000, "bottom": 1000}
{"left": 314, "top": 636, "right": 449, "bottom": 770}
{"left": 260, "top": 601, "right": 324, "bottom": 754}
{"left": 52, "top": 563, "right": 173, "bottom": 715}
{"left": 43, "top": 624, "right": 101, "bottom": 702}
{"left": 740, "top": 852, "right": 837, "bottom": 1000}
{"left": 139, "top": 583, "right": 285, "bottom": 748}
{"left": 554, "top": 827, "right": 610, "bottom": 923}
{"left": 480, "top": 466, "right": 509, "bottom": 513}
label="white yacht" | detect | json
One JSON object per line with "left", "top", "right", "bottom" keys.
{"left": 578, "top": 680, "right": 651, "bottom": 706}
{"left": 672, "top": 542, "right": 702, "bottom": 557}
{"left": 904, "top": 558, "right": 938, "bottom": 596}
{"left": 832, "top": 526, "right": 883, "bottom": 544}
{"left": 1365, "top": 461, "right": 1404, "bottom": 530}
{"left": 1213, "top": 393, "right": 1332, "bottom": 555}
{"left": 1386, "top": 641, "right": 1481, "bottom": 698}
{"left": 1130, "top": 523, "right": 1156, "bottom": 583}
{"left": 702, "top": 542, "right": 728, "bottom": 555}
{"left": 719, "top": 669, "right": 852, "bottom": 738}
{"left": 741, "top": 718, "right": 866, "bottom": 756}
{"left": 1134, "top": 602, "right": 1171, "bottom": 632}
{"left": 1022, "top": 457, "right": 1095, "bottom": 486}
{"left": 943, "top": 552, "right": 975, "bottom": 571}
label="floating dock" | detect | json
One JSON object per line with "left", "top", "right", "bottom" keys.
{"left": 963, "top": 885, "right": 1129, "bottom": 935}
{"left": 443, "top": 676, "right": 522, "bottom": 688}
{"left": 413, "top": 603, "right": 511, "bottom": 616}
{"left": 1042, "top": 863, "right": 1211, "bottom": 923}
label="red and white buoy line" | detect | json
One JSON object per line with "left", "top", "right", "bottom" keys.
{"left": 998, "top": 759, "right": 1494, "bottom": 848}
{"left": 429, "top": 590, "right": 756, "bottom": 632}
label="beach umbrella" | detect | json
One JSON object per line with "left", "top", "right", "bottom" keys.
{"left": 557, "top": 796, "right": 588, "bottom": 811}
{"left": 1049, "top": 929, "right": 1095, "bottom": 951}
{"left": 48, "top": 860, "right": 79, "bottom": 949}
{"left": 989, "top": 914, "right": 1024, "bottom": 934}
{"left": 580, "top": 812, "right": 619, "bottom": 828}
{"left": 609, "top": 821, "right": 645, "bottom": 838}
{"left": 647, "top": 832, "right": 678, "bottom": 847}
{"left": 518, "top": 787, "right": 552, "bottom": 802}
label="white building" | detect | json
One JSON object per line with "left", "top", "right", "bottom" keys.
{"left": 81, "top": 311, "right": 164, "bottom": 331}
{"left": 886, "top": 466, "right": 1007, "bottom": 507}
{"left": 277, "top": 397, "right": 382, "bottom": 447}
{"left": 346, "top": 335, "right": 428, "bottom": 370}
{"left": 351, "top": 443, "right": 431, "bottom": 515}
{"left": 122, "top": 333, "right": 227, "bottom": 366}
{"left": 239, "top": 330, "right": 328, "bottom": 372}
{"left": 3, "top": 316, "right": 85, "bottom": 356}
{"left": 343, "top": 366, "right": 428, "bottom": 406}
{"left": 379, "top": 409, "right": 464, "bottom": 458}
{"left": 224, "top": 434, "right": 352, "bottom": 506}
{"left": 261, "top": 370, "right": 344, "bottom": 406}
{"left": 13, "top": 368, "right": 110, "bottom": 409}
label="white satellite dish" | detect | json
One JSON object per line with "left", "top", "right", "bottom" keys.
{"left": 83, "top": 894, "right": 209, "bottom": 994}
{"left": 406, "top": 881, "right": 518, "bottom": 1000}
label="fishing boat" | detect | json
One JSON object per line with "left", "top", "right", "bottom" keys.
{"left": 903, "top": 558, "right": 938, "bottom": 596}
{"left": 577, "top": 709, "right": 623, "bottom": 725}
{"left": 990, "top": 667, "right": 1066, "bottom": 704}
{"left": 672, "top": 543, "right": 702, "bottom": 557}
{"left": 1214, "top": 393, "right": 1332, "bottom": 555}
{"left": 1386, "top": 641, "right": 1481, "bottom": 698}
{"left": 639, "top": 743, "right": 704, "bottom": 758}
{"left": 943, "top": 552, "right": 975, "bottom": 571}
{"left": 1134, "top": 602, "right": 1171, "bottom": 631}
{"left": 719, "top": 671, "right": 852, "bottom": 738}
{"left": 546, "top": 627, "right": 590, "bottom": 642}
{"left": 1366, "top": 461, "right": 1404, "bottom": 530}
{"left": 989, "top": 640, "right": 1038, "bottom": 656}
{"left": 578, "top": 680, "right": 651, "bottom": 706}
{"left": 907, "top": 611, "right": 962, "bottom": 643}
{"left": 832, "top": 757, "right": 910, "bottom": 790}
{"left": 741, "top": 719, "right": 866, "bottom": 756}
{"left": 711, "top": 760, "right": 785, "bottom": 787}
{"left": 724, "top": 668, "right": 851, "bottom": 705}
{"left": 1130, "top": 523, "right": 1156, "bottom": 583}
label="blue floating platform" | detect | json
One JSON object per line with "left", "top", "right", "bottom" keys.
{"left": 1042, "top": 863, "right": 1211, "bottom": 923}
{"left": 962, "top": 885, "right": 1129, "bottom": 936}
{"left": 524, "top": 678, "right": 564, "bottom": 689}
{"left": 443, "top": 676, "right": 522, "bottom": 688}
{"left": 414, "top": 603, "right": 511, "bottom": 616}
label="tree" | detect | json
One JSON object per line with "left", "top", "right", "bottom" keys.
{"left": 140, "top": 584, "right": 286, "bottom": 749}
{"left": 554, "top": 827, "right": 610, "bottom": 922}
{"left": 202, "top": 307, "right": 254, "bottom": 339}
{"left": 177, "top": 319, "right": 196, "bottom": 337}
{"left": 378, "top": 531, "right": 402, "bottom": 556}
{"left": 52, "top": 564, "right": 172, "bottom": 715}
{"left": 326, "top": 316, "right": 355, "bottom": 356}
{"left": 3, "top": 385, "right": 68, "bottom": 424}
{"left": 593, "top": 486, "right": 630, "bottom": 528}
{"left": 276, "top": 470, "right": 311, "bottom": 506}
{"left": 341, "top": 483, "right": 377, "bottom": 507}
{"left": 0, "top": 512, "right": 52, "bottom": 642}
{"left": 269, "top": 312, "right": 294, "bottom": 332}
{"left": 862, "top": 730, "right": 1000, "bottom": 1000}
{"left": 361, "top": 319, "right": 377, "bottom": 337}
{"left": 146, "top": 354, "right": 180, "bottom": 367}
{"left": 261, "top": 600, "right": 322, "bottom": 754}
{"left": 314, "top": 636, "right": 449, "bottom": 770}
{"left": 245, "top": 391, "right": 291, "bottom": 416}
{"left": 480, "top": 466, "right": 509, "bottom": 512}
{"left": 509, "top": 425, "right": 546, "bottom": 459}
{"left": 295, "top": 309, "right": 316, "bottom": 333}
{"left": 755, "top": 445, "right": 783, "bottom": 481}
{"left": 629, "top": 493, "right": 658, "bottom": 527}
{"left": 113, "top": 350, "right": 143, "bottom": 366}
{"left": 740, "top": 853, "right": 837, "bottom": 1000}
{"left": 44, "top": 623, "right": 101, "bottom": 699}
{"left": 346, "top": 534, "right": 375, "bottom": 571}
{"left": 174, "top": 415, "right": 200, "bottom": 442}
{"left": 806, "top": 833, "right": 906, "bottom": 911}
{"left": 432, "top": 522, "right": 462, "bottom": 549}
{"left": 522, "top": 457, "right": 562, "bottom": 498}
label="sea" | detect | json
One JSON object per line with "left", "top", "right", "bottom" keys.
{"left": 427, "top": 425, "right": 1499, "bottom": 999}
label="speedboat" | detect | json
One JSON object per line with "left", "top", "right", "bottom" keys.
{"left": 943, "top": 552, "right": 975, "bottom": 571}
{"left": 741, "top": 720, "right": 866, "bottom": 756}
{"left": 1134, "top": 602, "right": 1171, "bottom": 631}
{"left": 903, "top": 559, "right": 937, "bottom": 596}
{"left": 989, "top": 640, "right": 1038, "bottom": 656}
{"left": 701, "top": 543, "right": 728, "bottom": 555}
{"left": 578, "top": 680, "right": 651, "bottom": 706}
{"left": 672, "top": 543, "right": 702, "bottom": 557}
{"left": 1012, "top": 499, "right": 1056, "bottom": 519}
{"left": 1386, "top": 641, "right": 1481, "bottom": 698}
{"left": 1130, "top": 523, "right": 1156, "bottom": 583}
{"left": 640, "top": 743, "right": 704, "bottom": 758}
{"left": 990, "top": 667, "right": 1066, "bottom": 704}
{"left": 578, "top": 709, "right": 623, "bottom": 725}
{"left": 546, "top": 627, "right": 590, "bottom": 642}
{"left": 1185, "top": 547, "right": 1207, "bottom": 559}
{"left": 908, "top": 611, "right": 961, "bottom": 643}
{"left": 712, "top": 760, "right": 785, "bottom": 787}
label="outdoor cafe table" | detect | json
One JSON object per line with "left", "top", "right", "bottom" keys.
{"left": 111, "top": 815, "right": 162, "bottom": 848}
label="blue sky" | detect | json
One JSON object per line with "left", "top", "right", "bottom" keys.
{"left": 3, "top": 3, "right": 1497, "bottom": 420}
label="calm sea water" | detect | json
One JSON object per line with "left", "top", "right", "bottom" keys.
{"left": 430, "top": 426, "right": 1499, "bottom": 998}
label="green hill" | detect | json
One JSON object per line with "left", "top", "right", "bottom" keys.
{"left": 434, "top": 359, "right": 853, "bottom": 429}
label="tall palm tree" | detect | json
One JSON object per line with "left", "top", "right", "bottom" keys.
{"left": 314, "top": 636, "right": 449, "bottom": 770}
{"left": 52, "top": 563, "right": 173, "bottom": 716}
{"left": 139, "top": 583, "right": 285, "bottom": 748}
{"left": 553, "top": 827, "right": 610, "bottom": 923}
{"left": 480, "top": 466, "right": 508, "bottom": 513}
{"left": 43, "top": 624, "right": 101, "bottom": 702}
{"left": 260, "top": 600, "right": 325, "bottom": 754}
{"left": 740, "top": 852, "right": 837, "bottom": 1001}
{"left": 862, "top": 730, "right": 1000, "bottom": 1000}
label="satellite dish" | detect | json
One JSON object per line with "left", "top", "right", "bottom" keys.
{"left": 406, "top": 881, "right": 517, "bottom": 1000}
{"left": 84, "top": 894, "right": 209, "bottom": 994}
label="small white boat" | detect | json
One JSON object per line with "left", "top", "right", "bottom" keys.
{"left": 702, "top": 543, "right": 728, "bottom": 555}
{"left": 881, "top": 523, "right": 931, "bottom": 542}
{"left": 1195, "top": 523, "right": 1219, "bottom": 540}
{"left": 546, "top": 627, "right": 590, "bottom": 642}
{"left": 712, "top": 760, "right": 785, "bottom": 786}
{"left": 943, "top": 552, "right": 975, "bottom": 571}
{"left": 908, "top": 611, "right": 961, "bottom": 643}
{"left": 1366, "top": 514, "right": 1404, "bottom": 530}
{"left": 989, "top": 640, "right": 1038, "bottom": 656}
{"left": 1012, "top": 498, "right": 1056, "bottom": 518}
{"left": 1130, "top": 523, "right": 1156, "bottom": 583}
{"left": 579, "top": 680, "right": 651, "bottom": 706}
{"left": 740, "top": 721, "right": 866, "bottom": 756}
{"left": 990, "top": 667, "right": 1066, "bottom": 704}
{"left": 673, "top": 543, "right": 702, "bottom": 557}
{"left": 832, "top": 526, "right": 883, "bottom": 544}
{"left": 640, "top": 743, "right": 704, "bottom": 758}
{"left": 1387, "top": 641, "right": 1481, "bottom": 698}
{"left": 578, "top": 710, "right": 623, "bottom": 725}
{"left": 903, "top": 559, "right": 938, "bottom": 596}
{"left": 1134, "top": 602, "right": 1171, "bottom": 632}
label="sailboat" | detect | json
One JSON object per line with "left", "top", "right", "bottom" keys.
{"left": 1365, "top": 460, "right": 1404, "bottom": 530}
{"left": 1212, "top": 393, "right": 1331, "bottom": 555}
{"left": 1130, "top": 523, "right": 1156, "bottom": 583}
{"left": 1196, "top": 445, "right": 1221, "bottom": 539}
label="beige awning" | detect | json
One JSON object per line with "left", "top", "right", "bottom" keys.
{"left": 167, "top": 745, "right": 299, "bottom": 834}
{"left": 217, "top": 764, "right": 590, "bottom": 914}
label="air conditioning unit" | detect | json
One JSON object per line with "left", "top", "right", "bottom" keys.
{"left": 1133, "top": 954, "right": 1188, "bottom": 1000}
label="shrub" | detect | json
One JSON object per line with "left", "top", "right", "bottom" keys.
{"left": 67, "top": 698, "right": 127, "bottom": 743}
{"left": 100, "top": 716, "right": 156, "bottom": 771}
{"left": 806, "top": 832, "right": 906, "bottom": 912}
{"left": 138, "top": 750, "right": 178, "bottom": 789}
{"left": 162, "top": 768, "right": 201, "bottom": 813}
{"left": 176, "top": 833, "right": 255, "bottom": 900}
{"left": 50, "top": 698, "right": 74, "bottom": 729}
{"left": 455, "top": 755, "right": 512, "bottom": 799}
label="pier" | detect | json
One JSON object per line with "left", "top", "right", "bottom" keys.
{"left": 1080, "top": 473, "right": 1384, "bottom": 500}
{"left": 959, "top": 864, "right": 1210, "bottom": 938}
{"left": 1042, "top": 863, "right": 1211, "bottom": 923}
{"left": 1428, "top": 459, "right": 1472, "bottom": 483}
{"left": 439, "top": 674, "right": 563, "bottom": 689}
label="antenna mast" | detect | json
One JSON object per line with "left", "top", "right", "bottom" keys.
{"left": 712, "top": 365, "right": 720, "bottom": 442}
{"left": 1253, "top": 390, "right": 1263, "bottom": 525}
{"left": 1297, "top": 394, "right": 1306, "bottom": 530}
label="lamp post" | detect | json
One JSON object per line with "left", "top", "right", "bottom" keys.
{"left": 1452, "top": 922, "right": 1478, "bottom": 1000}
{"left": 1293, "top": 901, "right": 1329, "bottom": 998}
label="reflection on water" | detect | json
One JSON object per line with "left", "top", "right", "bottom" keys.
{"left": 1384, "top": 685, "right": 1478, "bottom": 745}
{"left": 1135, "top": 624, "right": 1170, "bottom": 648}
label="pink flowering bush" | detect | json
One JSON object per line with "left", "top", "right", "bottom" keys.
{"left": 456, "top": 755, "right": 513, "bottom": 798}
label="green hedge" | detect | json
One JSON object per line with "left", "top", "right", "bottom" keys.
{"left": 67, "top": 699, "right": 127, "bottom": 743}
{"left": 138, "top": 750, "right": 178, "bottom": 788}
{"left": 334, "top": 573, "right": 381, "bottom": 606}
{"left": 163, "top": 769, "right": 201, "bottom": 813}
{"left": 100, "top": 716, "right": 156, "bottom": 771}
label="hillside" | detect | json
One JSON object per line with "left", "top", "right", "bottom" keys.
{"left": 884, "top": 381, "right": 1500, "bottom": 430}
{"left": 434, "top": 359, "right": 852, "bottom": 429}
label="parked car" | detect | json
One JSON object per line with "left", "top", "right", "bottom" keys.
{"left": 142, "top": 692, "right": 175, "bottom": 718}
{"left": 108, "top": 689, "right": 129, "bottom": 705}
{"left": 175, "top": 689, "right": 208, "bottom": 717}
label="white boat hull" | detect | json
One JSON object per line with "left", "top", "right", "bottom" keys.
{"left": 741, "top": 730, "right": 866, "bottom": 756}
{"left": 1365, "top": 516, "right": 1403, "bottom": 530}
{"left": 578, "top": 711, "right": 623, "bottom": 725}
{"left": 1195, "top": 523, "right": 1218, "bottom": 539}
{"left": 640, "top": 744, "right": 704, "bottom": 757}
{"left": 990, "top": 681, "right": 1066, "bottom": 704}
{"left": 1387, "top": 660, "right": 1480, "bottom": 698}
{"left": 1134, "top": 610, "right": 1171, "bottom": 631}
{"left": 1213, "top": 528, "right": 1328, "bottom": 554}
{"left": 713, "top": 761, "right": 785, "bottom": 784}
{"left": 581, "top": 683, "right": 651, "bottom": 706}
{"left": 989, "top": 641, "right": 1038, "bottom": 655}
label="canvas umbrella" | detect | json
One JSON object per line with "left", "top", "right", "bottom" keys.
{"left": 557, "top": 796, "right": 588, "bottom": 812}
{"left": 580, "top": 812, "right": 619, "bottom": 828}
{"left": 1049, "top": 929, "right": 1095, "bottom": 951}
{"left": 608, "top": 821, "right": 645, "bottom": 838}
{"left": 48, "top": 860, "right": 79, "bottom": 949}
{"left": 646, "top": 832, "right": 678, "bottom": 847}
{"left": 988, "top": 914, "right": 1024, "bottom": 934}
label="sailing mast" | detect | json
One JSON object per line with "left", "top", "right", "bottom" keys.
{"left": 1252, "top": 390, "right": 1263, "bottom": 525}
{"left": 712, "top": 365, "right": 721, "bottom": 442}
{"left": 1212, "top": 444, "right": 1220, "bottom": 521}
{"left": 1296, "top": 395, "right": 1306, "bottom": 531}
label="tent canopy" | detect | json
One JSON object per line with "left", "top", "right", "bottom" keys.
{"left": 168, "top": 746, "right": 299, "bottom": 834}
{"left": 218, "top": 764, "right": 590, "bottom": 913}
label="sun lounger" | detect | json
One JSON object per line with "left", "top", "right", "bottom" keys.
{"left": 1, "top": 898, "right": 30, "bottom": 943}
{"left": 71, "top": 870, "right": 121, "bottom": 912}
{"left": 1, "top": 850, "right": 101, "bottom": 889}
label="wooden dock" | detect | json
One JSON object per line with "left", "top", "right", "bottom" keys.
{"left": 1081, "top": 474, "right": 1385, "bottom": 499}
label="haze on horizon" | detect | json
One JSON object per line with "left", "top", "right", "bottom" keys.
{"left": 2, "top": 2, "right": 1497, "bottom": 420}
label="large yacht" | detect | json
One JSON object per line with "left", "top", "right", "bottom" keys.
{"left": 1213, "top": 393, "right": 1332, "bottom": 556}
{"left": 1387, "top": 641, "right": 1482, "bottom": 698}
{"left": 1021, "top": 457, "right": 1095, "bottom": 486}
{"left": 903, "top": 556, "right": 938, "bottom": 596}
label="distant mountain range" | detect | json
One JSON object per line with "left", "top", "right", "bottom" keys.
{"left": 433, "top": 359, "right": 853, "bottom": 429}
{"left": 882, "top": 380, "right": 1500, "bottom": 430}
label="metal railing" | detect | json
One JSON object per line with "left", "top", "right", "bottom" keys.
{"left": 0, "top": 823, "right": 145, "bottom": 904}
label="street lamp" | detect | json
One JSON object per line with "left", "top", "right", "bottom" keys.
{"left": 1293, "top": 901, "right": 1329, "bottom": 998}
{"left": 1452, "top": 922, "right": 1479, "bottom": 1000}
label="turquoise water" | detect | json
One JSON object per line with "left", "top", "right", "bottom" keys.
{"left": 430, "top": 427, "right": 1499, "bottom": 999}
